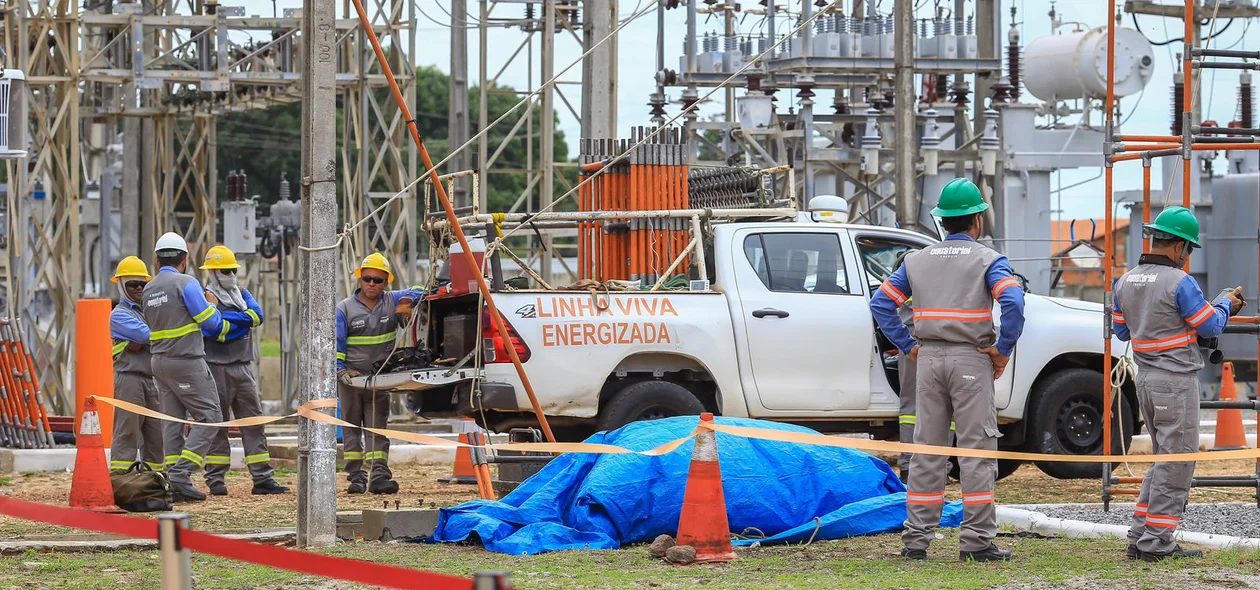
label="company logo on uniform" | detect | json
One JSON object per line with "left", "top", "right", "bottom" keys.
{"left": 962, "top": 375, "right": 976, "bottom": 380}
{"left": 1126, "top": 274, "right": 1159, "bottom": 285}
{"left": 930, "top": 245, "right": 972, "bottom": 257}
{"left": 147, "top": 292, "right": 168, "bottom": 307}
{"left": 351, "top": 319, "right": 366, "bottom": 329}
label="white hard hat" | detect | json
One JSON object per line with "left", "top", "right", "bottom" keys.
{"left": 154, "top": 232, "right": 188, "bottom": 254}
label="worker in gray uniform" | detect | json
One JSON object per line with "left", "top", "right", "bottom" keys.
{"left": 892, "top": 249, "right": 919, "bottom": 482}
{"left": 108, "top": 256, "right": 164, "bottom": 472}
{"left": 142, "top": 232, "right": 233, "bottom": 502}
{"left": 199, "top": 245, "right": 290, "bottom": 496}
{"left": 1113, "top": 206, "right": 1241, "bottom": 562}
{"left": 335, "top": 252, "right": 423, "bottom": 494}
{"left": 871, "top": 178, "right": 1026, "bottom": 562}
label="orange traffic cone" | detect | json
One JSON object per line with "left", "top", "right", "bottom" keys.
{"left": 1212, "top": 362, "right": 1248, "bottom": 451}
{"left": 439, "top": 418, "right": 479, "bottom": 485}
{"left": 674, "top": 412, "right": 737, "bottom": 564}
{"left": 69, "top": 397, "right": 123, "bottom": 512}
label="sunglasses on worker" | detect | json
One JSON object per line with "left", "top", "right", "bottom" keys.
{"left": 360, "top": 276, "right": 386, "bottom": 285}
{"left": 218, "top": 269, "right": 237, "bottom": 276}
{"left": 124, "top": 280, "right": 147, "bottom": 290}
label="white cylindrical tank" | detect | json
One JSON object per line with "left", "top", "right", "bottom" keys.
{"left": 1023, "top": 26, "right": 1154, "bottom": 101}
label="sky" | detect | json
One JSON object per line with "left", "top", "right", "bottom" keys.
{"left": 234, "top": 0, "right": 1253, "bottom": 220}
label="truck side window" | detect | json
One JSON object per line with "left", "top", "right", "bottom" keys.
{"left": 855, "top": 236, "right": 916, "bottom": 289}
{"left": 743, "top": 233, "right": 850, "bottom": 294}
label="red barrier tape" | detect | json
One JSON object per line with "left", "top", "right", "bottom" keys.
{"left": 0, "top": 496, "right": 156, "bottom": 540}
{"left": 0, "top": 496, "right": 478, "bottom": 590}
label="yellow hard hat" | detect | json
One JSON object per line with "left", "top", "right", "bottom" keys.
{"left": 355, "top": 252, "right": 394, "bottom": 284}
{"left": 199, "top": 245, "right": 240, "bottom": 270}
{"left": 111, "top": 256, "right": 152, "bottom": 283}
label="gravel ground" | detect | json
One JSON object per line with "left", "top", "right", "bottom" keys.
{"left": 1032, "top": 502, "right": 1260, "bottom": 539}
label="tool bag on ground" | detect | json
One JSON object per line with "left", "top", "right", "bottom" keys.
{"left": 110, "top": 462, "right": 173, "bottom": 512}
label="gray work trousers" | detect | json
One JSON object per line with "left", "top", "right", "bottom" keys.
{"left": 1127, "top": 367, "right": 1200, "bottom": 555}
{"left": 152, "top": 356, "right": 223, "bottom": 485}
{"left": 338, "top": 382, "right": 392, "bottom": 484}
{"left": 903, "top": 343, "right": 1001, "bottom": 553}
{"left": 203, "top": 362, "right": 275, "bottom": 487}
{"left": 897, "top": 353, "right": 958, "bottom": 475}
{"left": 110, "top": 372, "right": 164, "bottom": 471}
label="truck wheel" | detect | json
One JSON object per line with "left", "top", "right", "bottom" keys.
{"left": 1028, "top": 368, "right": 1134, "bottom": 480}
{"left": 597, "top": 380, "right": 706, "bottom": 432}
{"left": 948, "top": 459, "right": 1023, "bottom": 482}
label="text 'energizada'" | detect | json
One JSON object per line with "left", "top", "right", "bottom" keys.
{"left": 523, "top": 296, "right": 681, "bottom": 348}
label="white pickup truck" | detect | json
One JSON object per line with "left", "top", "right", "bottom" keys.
{"left": 396, "top": 216, "right": 1136, "bottom": 479}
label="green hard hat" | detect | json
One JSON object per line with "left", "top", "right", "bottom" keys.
{"left": 1143, "top": 206, "right": 1201, "bottom": 248}
{"left": 931, "top": 178, "right": 990, "bottom": 218}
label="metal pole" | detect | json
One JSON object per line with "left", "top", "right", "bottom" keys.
{"left": 477, "top": 0, "right": 490, "bottom": 212}
{"left": 158, "top": 513, "right": 191, "bottom": 590}
{"left": 894, "top": 0, "right": 916, "bottom": 231}
{"left": 449, "top": 0, "right": 471, "bottom": 208}
{"left": 296, "top": 0, "right": 339, "bottom": 548}
{"left": 540, "top": 0, "right": 556, "bottom": 286}
{"left": 583, "top": 0, "right": 617, "bottom": 140}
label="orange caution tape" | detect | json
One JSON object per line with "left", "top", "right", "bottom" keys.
{"left": 93, "top": 395, "right": 1260, "bottom": 463}
{"left": 92, "top": 395, "right": 692, "bottom": 456}
{"left": 701, "top": 422, "right": 1260, "bottom": 464}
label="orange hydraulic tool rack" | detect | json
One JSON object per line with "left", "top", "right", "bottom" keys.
{"left": 579, "top": 127, "right": 690, "bottom": 283}
{"left": 1101, "top": 0, "right": 1260, "bottom": 509}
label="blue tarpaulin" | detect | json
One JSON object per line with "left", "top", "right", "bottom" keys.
{"left": 430, "top": 416, "right": 963, "bottom": 555}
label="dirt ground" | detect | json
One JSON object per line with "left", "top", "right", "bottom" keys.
{"left": 3, "top": 458, "right": 1257, "bottom": 538}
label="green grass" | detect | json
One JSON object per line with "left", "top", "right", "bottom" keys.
{"left": 258, "top": 339, "right": 281, "bottom": 358}
{"left": 2, "top": 532, "right": 1258, "bottom": 589}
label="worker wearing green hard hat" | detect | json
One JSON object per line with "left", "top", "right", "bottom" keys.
{"left": 1113, "top": 204, "right": 1245, "bottom": 562}
{"left": 1141, "top": 205, "right": 1201, "bottom": 251}
{"left": 931, "top": 177, "right": 990, "bottom": 218}
{"left": 869, "top": 176, "right": 1026, "bottom": 563}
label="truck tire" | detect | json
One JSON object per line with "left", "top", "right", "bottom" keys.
{"left": 597, "top": 380, "right": 706, "bottom": 432}
{"left": 1027, "top": 368, "right": 1134, "bottom": 480}
{"left": 948, "top": 459, "right": 1023, "bottom": 482}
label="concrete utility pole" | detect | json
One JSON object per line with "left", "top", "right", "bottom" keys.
{"left": 296, "top": 0, "right": 339, "bottom": 548}
{"left": 581, "top": 0, "right": 617, "bottom": 140}
{"left": 894, "top": 0, "right": 917, "bottom": 231}
{"left": 449, "top": 0, "right": 471, "bottom": 208}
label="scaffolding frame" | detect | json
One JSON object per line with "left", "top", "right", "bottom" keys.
{"left": 1102, "top": 0, "right": 1260, "bottom": 509}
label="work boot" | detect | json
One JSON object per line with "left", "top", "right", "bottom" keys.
{"left": 1125, "top": 544, "right": 1141, "bottom": 560}
{"left": 369, "top": 479, "right": 400, "bottom": 494}
{"left": 171, "top": 481, "right": 207, "bottom": 503}
{"left": 347, "top": 481, "right": 367, "bottom": 494}
{"left": 252, "top": 480, "right": 291, "bottom": 495}
{"left": 208, "top": 482, "right": 228, "bottom": 496}
{"left": 960, "top": 545, "right": 1013, "bottom": 562}
{"left": 900, "top": 547, "right": 927, "bottom": 561}
{"left": 1140, "top": 545, "right": 1203, "bottom": 563}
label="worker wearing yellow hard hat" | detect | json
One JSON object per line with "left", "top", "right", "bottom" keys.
{"left": 335, "top": 252, "right": 423, "bottom": 495}
{"left": 108, "top": 256, "right": 164, "bottom": 473}
{"left": 198, "top": 245, "right": 288, "bottom": 496}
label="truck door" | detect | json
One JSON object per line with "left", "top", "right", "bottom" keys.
{"left": 732, "top": 228, "right": 873, "bottom": 412}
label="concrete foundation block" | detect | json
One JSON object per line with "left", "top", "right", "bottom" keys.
{"left": 361, "top": 508, "right": 440, "bottom": 541}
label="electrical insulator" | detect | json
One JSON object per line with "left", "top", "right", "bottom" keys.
{"left": 1172, "top": 71, "right": 1184, "bottom": 136}
{"left": 1007, "top": 22, "right": 1021, "bottom": 102}
{"left": 279, "top": 172, "right": 291, "bottom": 202}
{"left": 524, "top": 2, "right": 534, "bottom": 20}
{"left": 1241, "top": 71, "right": 1254, "bottom": 129}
